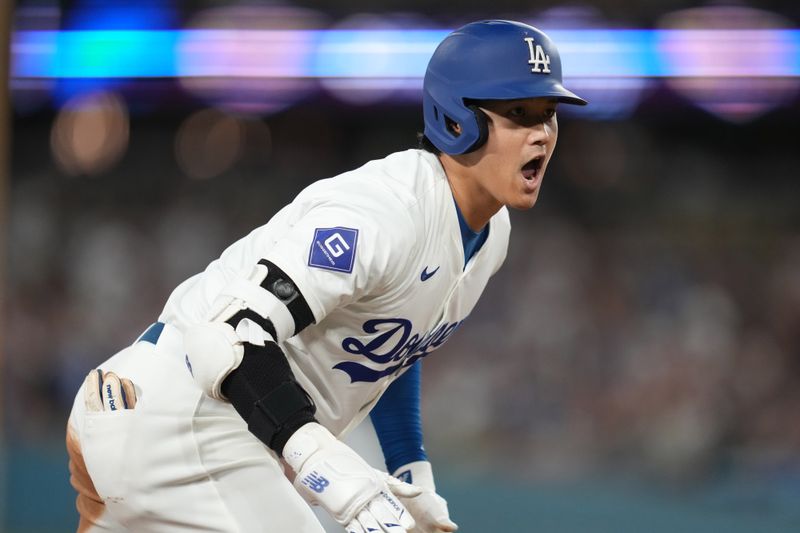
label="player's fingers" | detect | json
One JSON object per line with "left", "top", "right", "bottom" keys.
{"left": 354, "top": 508, "right": 386, "bottom": 532}
{"left": 367, "top": 496, "right": 414, "bottom": 532}
{"left": 83, "top": 369, "right": 104, "bottom": 412}
{"left": 427, "top": 516, "right": 458, "bottom": 532}
{"left": 100, "top": 371, "right": 125, "bottom": 412}
{"left": 427, "top": 493, "right": 457, "bottom": 530}
{"left": 120, "top": 377, "right": 137, "bottom": 409}
{"left": 433, "top": 511, "right": 458, "bottom": 531}
{"left": 345, "top": 517, "right": 366, "bottom": 533}
{"left": 383, "top": 473, "right": 423, "bottom": 498}
{"left": 439, "top": 519, "right": 459, "bottom": 532}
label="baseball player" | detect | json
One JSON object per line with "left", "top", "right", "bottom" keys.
{"left": 66, "top": 20, "right": 586, "bottom": 532}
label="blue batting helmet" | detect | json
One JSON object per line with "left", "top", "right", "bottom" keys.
{"left": 423, "top": 20, "right": 587, "bottom": 155}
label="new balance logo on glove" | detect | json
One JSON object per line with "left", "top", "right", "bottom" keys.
{"left": 302, "top": 471, "right": 331, "bottom": 493}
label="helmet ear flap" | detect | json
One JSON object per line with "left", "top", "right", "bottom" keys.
{"left": 464, "top": 104, "right": 489, "bottom": 153}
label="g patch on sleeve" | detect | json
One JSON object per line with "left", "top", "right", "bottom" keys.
{"left": 308, "top": 227, "right": 359, "bottom": 273}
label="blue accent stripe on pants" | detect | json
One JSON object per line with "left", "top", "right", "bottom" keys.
{"left": 138, "top": 322, "right": 164, "bottom": 345}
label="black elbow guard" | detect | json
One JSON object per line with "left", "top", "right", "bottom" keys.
{"left": 221, "top": 341, "right": 317, "bottom": 455}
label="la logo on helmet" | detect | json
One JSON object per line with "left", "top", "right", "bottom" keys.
{"left": 523, "top": 37, "right": 551, "bottom": 73}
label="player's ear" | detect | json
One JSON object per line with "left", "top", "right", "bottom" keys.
{"left": 444, "top": 116, "right": 462, "bottom": 136}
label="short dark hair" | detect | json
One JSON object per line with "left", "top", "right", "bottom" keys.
{"left": 416, "top": 132, "right": 441, "bottom": 155}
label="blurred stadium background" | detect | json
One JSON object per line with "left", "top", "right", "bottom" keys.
{"left": 4, "top": 0, "right": 800, "bottom": 531}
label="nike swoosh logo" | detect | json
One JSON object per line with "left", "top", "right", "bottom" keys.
{"left": 420, "top": 266, "right": 439, "bottom": 281}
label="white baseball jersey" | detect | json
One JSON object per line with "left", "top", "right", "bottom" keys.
{"left": 160, "top": 148, "right": 510, "bottom": 436}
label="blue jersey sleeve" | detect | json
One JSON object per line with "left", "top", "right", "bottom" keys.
{"left": 369, "top": 360, "right": 427, "bottom": 473}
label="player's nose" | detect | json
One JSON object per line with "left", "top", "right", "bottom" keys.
{"left": 527, "top": 121, "right": 552, "bottom": 146}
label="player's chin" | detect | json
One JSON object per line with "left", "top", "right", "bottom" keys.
{"left": 508, "top": 189, "right": 541, "bottom": 210}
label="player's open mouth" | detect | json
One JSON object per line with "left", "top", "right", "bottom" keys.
{"left": 521, "top": 156, "right": 544, "bottom": 180}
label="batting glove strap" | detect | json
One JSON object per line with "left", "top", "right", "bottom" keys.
{"left": 284, "top": 423, "right": 418, "bottom": 530}
{"left": 392, "top": 461, "right": 435, "bottom": 492}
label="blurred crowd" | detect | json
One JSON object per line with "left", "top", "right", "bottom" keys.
{"left": 5, "top": 104, "right": 800, "bottom": 493}
{"left": 427, "top": 208, "right": 800, "bottom": 485}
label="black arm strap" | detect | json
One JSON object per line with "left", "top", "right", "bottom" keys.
{"left": 257, "top": 259, "right": 316, "bottom": 335}
{"left": 221, "top": 341, "right": 317, "bottom": 455}
{"left": 223, "top": 260, "right": 314, "bottom": 345}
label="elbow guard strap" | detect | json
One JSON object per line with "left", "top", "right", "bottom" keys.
{"left": 221, "top": 341, "right": 317, "bottom": 454}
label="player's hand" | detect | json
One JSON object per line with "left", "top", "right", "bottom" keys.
{"left": 389, "top": 462, "right": 458, "bottom": 533}
{"left": 84, "top": 369, "right": 137, "bottom": 412}
{"left": 283, "top": 422, "right": 422, "bottom": 532}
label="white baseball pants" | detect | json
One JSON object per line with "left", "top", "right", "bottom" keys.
{"left": 66, "top": 323, "right": 326, "bottom": 532}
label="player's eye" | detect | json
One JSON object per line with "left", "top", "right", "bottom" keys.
{"left": 507, "top": 106, "right": 526, "bottom": 118}
{"left": 543, "top": 108, "right": 557, "bottom": 120}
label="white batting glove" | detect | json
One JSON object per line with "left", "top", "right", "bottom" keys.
{"left": 390, "top": 462, "right": 458, "bottom": 533}
{"left": 84, "top": 369, "right": 137, "bottom": 412}
{"left": 283, "top": 422, "right": 422, "bottom": 532}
